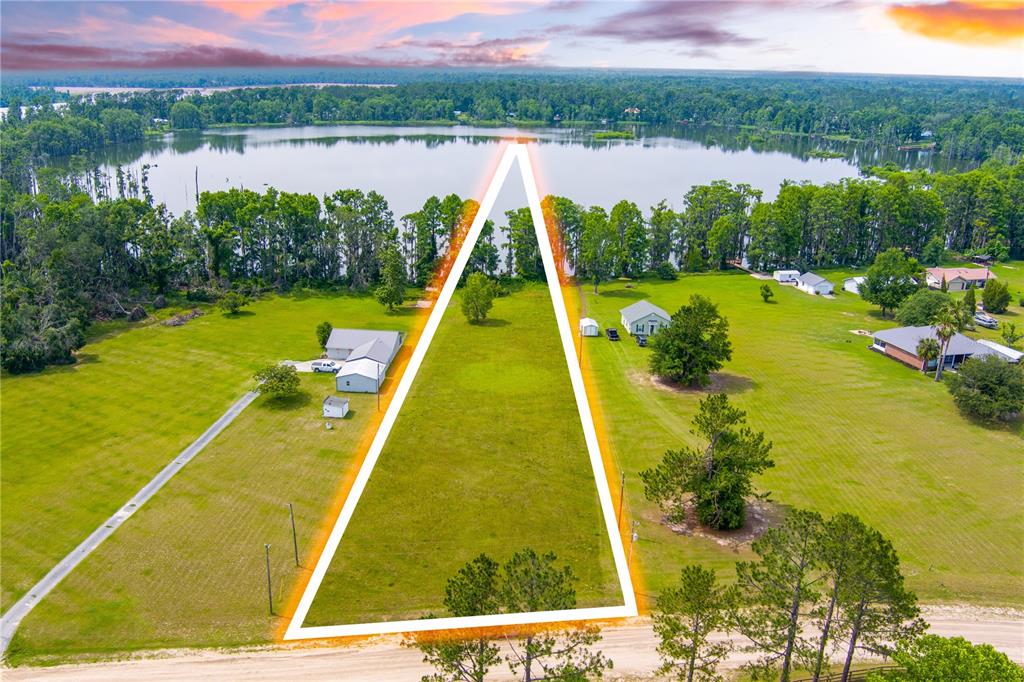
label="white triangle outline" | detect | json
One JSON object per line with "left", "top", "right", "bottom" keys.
{"left": 284, "top": 144, "right": 638, "bottom": 640}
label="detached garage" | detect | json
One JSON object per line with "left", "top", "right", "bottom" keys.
{"left": 580, "top": 318, "right": 600, "bottom": 337}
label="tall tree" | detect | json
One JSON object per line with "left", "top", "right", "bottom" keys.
{"left": 860, "top": 248, "right": 923, "bottom": 317}
{"left": 500, "top": 549, "right": 611, "bottom": 682}
{"left": 641, "top": 393, "right": 773, "bottom": 530}
{"left": 653, "top": 565, "right": 736, "bottom": 682}
{"left": 735, "top": 509, "right": 824, "bottom": 682}
{"left": 649, "top": 200, "right": 678, "bottom": 268}
{"left": 610, "top": 199, "right": 647, "bottom": 276}
{"left": 932, "top": 300, "right": 967, "bottom": 381}
{"left": 375, "top": 238, "right": 406, "bottom": 312}
{"left": 412, "top": 554, "right": 502, "bottom": 682}
{"left": 648, "top": 295, "right": 732, "bottom": 387}
{"left": 579, "top": 206, "right": 616, "bottom": 293}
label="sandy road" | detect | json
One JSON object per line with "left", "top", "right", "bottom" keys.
{"left": 6, "top": 607, "right": 1021, "bottom": 681}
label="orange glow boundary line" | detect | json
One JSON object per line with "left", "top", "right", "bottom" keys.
{"left": 280, "top": 143, "right": 637, "bottom": 643}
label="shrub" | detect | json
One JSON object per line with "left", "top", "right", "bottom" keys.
{"left": 316, "top": 321, "right": 333, "bottom": 349}
{"left": 946, "top": 355, "right": 1024, "bottom": 422}
{"left": 217, "top": 291, "right": 249, "bottom": 315}
{"left": 656, "top": 261, "right": 678, "bottom": 280}
{"left": 868, "top": 635, "right": 1024, "bottom": 682}
{"left": 759, "top": 283, "right": 774, "bottom": 303}
{"left": 461, "top": 272, "right": 497, "bottom": 323}
{"left": 982, "top": 280, "right": 1011, "bottom": 314}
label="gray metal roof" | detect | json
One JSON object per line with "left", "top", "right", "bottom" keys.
{"left": 873, "top": 326, "right": 996, "bottom": 358}
{"left": 620, "top": 300, "right": 670, "bottom": 325}
{"left": 323, "top": 395, "right": 349, "bottom": 407}
{"left": 326, "top": 329, "right": 402, "bottom": 356}
{"left": 337, "top": 357, "right": 384, "bottom": 380}
{"left": 798, "top": 272, "right": 831, "bottom": 287}
{"left": 346, "top": 337, "right": 393, "bottom": 365}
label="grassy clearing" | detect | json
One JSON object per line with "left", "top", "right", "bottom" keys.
{"left": 9, "top": 373, "right": 378, "bottom": 665}
{"left": 303, "top": 285, "right": 622, "bottom": 626}
{"left": 577, "top": 267, "right": 1023, "bottom": 608}
{"left": 0, "top": 291, "right": 416, "bottom": 614}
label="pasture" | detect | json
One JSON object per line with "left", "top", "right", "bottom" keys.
{"left": 0, "top": 291, "right": 415, "bottom": 615}
{"left": 577, "top": 265, "right": 1023, "bottom": 609}
{"left": 302, "top": 285, "right": 622, "bottom": 626}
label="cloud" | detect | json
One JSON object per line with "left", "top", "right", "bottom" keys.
{"left": 886, "top": 0, "right": 1024, "bottom": 45}
{"left": 200, "top": 1, "right": 299, "bottom": 20}
{"left": 576, "top": 1, "right": 757, "bottom": 46}
{"left": 389, "top": 35, "right": 551, "bottom": 65}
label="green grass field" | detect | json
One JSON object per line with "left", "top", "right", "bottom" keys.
{"left": 303, "top": 285, "right": 621, "bottom": 626}
{"left": 8, "top": 374, "right": 374, "bottom": 665}
{"left": 1, "top": 291, "right": 416, "bottom": 615}
{"left": 578, "top": 266, "right": 1023, "bottom": 608}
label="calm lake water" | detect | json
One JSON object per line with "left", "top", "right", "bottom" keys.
{"left": 75, "top": 124, "right": 953, "bottom": 220}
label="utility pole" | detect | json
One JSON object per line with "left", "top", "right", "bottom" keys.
{"left": 287, "top": 503, "right": 299, "bottom": 566}
{"left": 616, "top": 472, "right": 626, "bottom": 526}
{"left": 266, "top": 544, "right": 274, "bottom": 614}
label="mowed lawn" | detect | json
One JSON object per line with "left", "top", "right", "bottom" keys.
{"left": 9, "top": 374, "right": 377, "bottom": 665}
{"left": 578, "top": 267, "right": 1023, "bottom": 609}
{"left": 1, "top": 292, "right": 416, "bottom": 614}
{"left": 303, "top": 286, "right": 622, "bottom": 627}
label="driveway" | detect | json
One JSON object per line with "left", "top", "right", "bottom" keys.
{"left": 283, "top": 359, "right": 336, "bottom": 373}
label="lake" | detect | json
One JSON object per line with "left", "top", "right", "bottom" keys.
{"left": 70, "top": 123, "right": 953, "bottom": 220}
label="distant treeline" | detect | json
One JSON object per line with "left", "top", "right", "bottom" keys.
{"left": 2, "top": 72, "right": 1022, "bottom": 171}
{"left": 2, "top": 157, "right": 1021, "bottom": 373}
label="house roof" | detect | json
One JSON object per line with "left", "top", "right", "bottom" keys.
{"left": 326, "top": 329, "right": 402, "bottom": 356}
{"left": 336, "top": 357, "right": 385, "bottom": 381}
{"left": 926, "top": 267, "right": 996, "bottom": 282}
{"left": 580, "top": 317, "right": 598, "bottom": 326}
{"left": 977, "top": 339, "right": 1023, "bottom": 362}
{"left": 323, "top": 395, "right": 349, "bottom": 407}
{"left": 873, "top": 326, "right": 997, "bottom": 358}
{"left": 620, "top": 300, "right": 670, "bottom": 325}
{"left": 774, "top": 269, "right": 800, "bottom": 275}
{"left": 798, "top": 272, "right": 831, "bottom": 287}
{"left": 844, "top": 276, "right": 865, "bottom": 284}
{"left": 347, "top": 337, "right": 393, "bottom": 365}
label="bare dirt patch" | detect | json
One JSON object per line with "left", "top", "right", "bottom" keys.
{"left": 661, "top": 498, "right": 785, "bottom": 550}
{"left": 628, "top": 369, "right": 754, "bottom": 395}
{"left": 849, "top": 329, "right": 873, "bottom": 337}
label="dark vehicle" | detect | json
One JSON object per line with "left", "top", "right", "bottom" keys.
{"left": 606, "top": 328, "right": 620, "bottom": 341}
{"left": 635, "top": 335, "right": 647, "bottom": 347}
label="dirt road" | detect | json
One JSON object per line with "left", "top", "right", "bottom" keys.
{"left": 6, "top": 607, "right": 1021, "bottom": 680}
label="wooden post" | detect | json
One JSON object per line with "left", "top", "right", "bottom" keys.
{"left": 264, "top": 543, "right": 273, "bottom": 615}
{"left": 288, "top": 503, "right": 299, "bottom": 567}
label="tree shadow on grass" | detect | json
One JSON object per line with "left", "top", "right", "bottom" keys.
{"left": 638, "top": 370, "right": 756, "bottom": 395}
{"left": 259, "top": 390, "right": 312, "bottom": 411}
{"left": 223, "top": 310, "right": 256, "bottom": 318}
{"left": 596, "top": 288, "right": 646, "bottom": 300}
{"left": 474, "top": 317, "right": 510, "bottom": 327}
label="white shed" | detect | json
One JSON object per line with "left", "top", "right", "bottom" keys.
{"left": 620, "top": 300, "right": 671, "bottom": 338}
{"left": 335, "top": 358, "right": 385, "bottom": 393}
{"left": 843, "top": 276, "right": 865, "bottom": 294}
{"left": 580, "top": 317, "right": 600, "bottom": 337}
{"left": 773, "top": 270, "right": 800, "bottom": 283}
{"left": 322, "top": 395, "right": 349, "bottom": 418}
{"left": 977, "top": 339, "right": 1023, "bottom": 364}
{"left": 796, "top": 272, "right": 834, "bottom": 296}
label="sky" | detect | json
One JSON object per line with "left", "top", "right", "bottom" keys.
{"left": 1, "top": 0, "right": 1022, "bottom": 79}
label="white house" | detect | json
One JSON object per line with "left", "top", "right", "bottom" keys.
{"left": 620, "top": 300, "right": 670, "bottom": 338}
{"left": 580, "top": 317, "right": 600, "bottom": 337}
{"left": 325, "top": 329, "right": 403, "bottom": 362}
{"left": 322, "top": 395, "right": 349, "bottom": 418}
{"left": 796, "top": 272, "right": 834, "bottom": 296}
{"left": 335, "top": 357, "right": 386, "bottom": 393}
{"left": 773, "top": 270, "right": 800, "bottom": 283}
{"left": 843, "top": 276, "right": 865, "bottom": 295}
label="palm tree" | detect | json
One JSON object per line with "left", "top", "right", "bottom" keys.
{"left": 915, "top": 337, "right": 940, "bottom": 374}
{"left": 932, "top": 301, "right": 966, "bottom": 382}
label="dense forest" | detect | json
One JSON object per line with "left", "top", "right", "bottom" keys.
{"left": 2, "top": 146, "right": 1021, "bottom": 372}
{"left": 2, "top": 71, "right": 1022, "bottom": 171}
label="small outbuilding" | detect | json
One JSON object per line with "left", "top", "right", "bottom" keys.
{"left": 796, "top": 272, "right": 834, "bottom": 296}
{"left": 322, "top": 395, "right": 350, "bottom": 418}
{"left": 773, "top": 270, "right": 800, "bottom": 283}
{"left": 620, "top": 300, "right": 671, "bottom": 338}
{"left": 843, "top": 276, "right": 865, "bottom": 295}
{"left": 580, "top": 317, "right": 600, "bottom": 337}
{"left": 335, "top": 358, "right": 386, "bottom": 393}
{"left": 977, "top": 339, "right": 1022, "bottom": 364}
